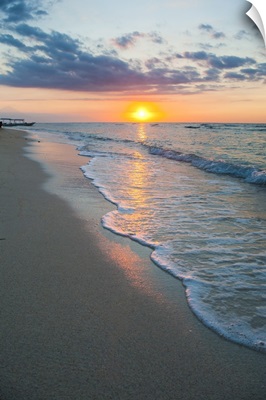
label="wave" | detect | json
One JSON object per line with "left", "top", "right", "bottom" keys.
{"left": 147, "top": 146, "right": 266, "bottom": 186}
{"left": 79, "top": 136, "right": 266, "bottom": 186}
{"left": 80, "top": 160, "right": 266, "bottom": 353}
{"left": 33, "top": 122, "right": 266, "bottom": 186}
{"left": 79, "top": 149, "right": 143, "bottom": 161}
{"left": 198, "top": 123, "right": 266, "bottom": 132}
{"left": 31, "top": 125, "right": 136, "bottom": 144}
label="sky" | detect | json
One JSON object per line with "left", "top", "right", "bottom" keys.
{"left": 0, "top": 0, "right": 265, "bottom": 122}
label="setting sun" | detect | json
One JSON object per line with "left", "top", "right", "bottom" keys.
{"left": 124, "top": 102, "right": 165, "bottom": 122}
{"left": 133, "top": 107, "right": 152, "bottom": 121}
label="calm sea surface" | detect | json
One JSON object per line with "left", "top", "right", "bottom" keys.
{"left": 27, "top": 122, "right": 266, "bottom": 352}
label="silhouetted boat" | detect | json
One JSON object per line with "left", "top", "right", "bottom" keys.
{"left": 0, "top": 118, "right": 35, "bottom": 127}
{"left": 185, "top": 125, "right": 201, "bottom": 129}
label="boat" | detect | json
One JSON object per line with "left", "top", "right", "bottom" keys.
{"left": 185, "top": 125, "right": 201, "bottom": 129}
{"left": 0, "top": 118, "right": 35, "bottom": 127}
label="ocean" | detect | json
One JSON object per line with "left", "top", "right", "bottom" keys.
{"left": 27, "top": 122, "right": 266, "bottom": 352}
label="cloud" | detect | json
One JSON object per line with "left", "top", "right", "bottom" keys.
{"left": 0, "top": 26, "right": 145, "bottom": 91}
{"left": 224, "top": 72, "right": 246, "bottom": 81}
{"left": 234, "top": 30, "right": 250, "bottom": 40}
{"left": 0, "top": 33, "right": 27, "bottom": 50}
{"left": 0, "top": 24, "right": 202, "bottom": 93}
{"left": 14, "top": 23, "right": 50, "bottom": 41}
{"left": 198, "top": 23, "right": 226, "bottom": 40}
{"left": 0, "top": 20, "right": 264, "bottom": 94}
{"left": 0, "top": 55, "right": 137, "bottom": 92}
{"left": 18, "top": 25, "right": 81, "bottom": 55}
{"left": 203, "top": 68, "right": 220, "bottom": 82}
{"left": 148, "top": 31, "right": 165, "bottom": 44}
{"left": 0, "top": 48, "right": 203, "bottom": 93}
{"left": 112, "top": 32, "right": 144, "bottom": 49}
{"left": 176, "top": 51, "right": 263, "bottom": 83}
{"left": 256, "top": 63, "right": 266, "bottom": 77}
{"left": 145, "top": 57, "right": 164, "bottom": 69}
{"left": 112, "top": 31, "right": 165, "bottom": 49}
{"left": 183, "top": 51, "right": 209, "bottom": 61}
{"left": 183, "top": 51, "right": 256, "bottom": 70}
{"left": 0, "top": 27, "right": 205, "bottom": 92}
{"left": 198, "top": 24, "right": 213, "bottom": 32}
{"left": 0, "top": 0, "right": 48, "bottom": 23}
{"left": 198, "top": 42, "right": 226, "bottom": 50}
{"left": 209, "top": 55, "right": 256, "bottom": 69}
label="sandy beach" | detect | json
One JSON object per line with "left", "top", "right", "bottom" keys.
{"left": 0, "top": 127, "right": 266, "bottom": 400}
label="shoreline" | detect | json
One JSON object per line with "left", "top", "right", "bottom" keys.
{"left": 0, "top": 128, "right": 266, "bottom": 399}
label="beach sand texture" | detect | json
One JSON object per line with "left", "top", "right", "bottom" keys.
{"left": 0, "top": 128, "right": 266, "bottom": 400}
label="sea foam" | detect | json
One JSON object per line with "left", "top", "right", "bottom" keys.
{"left": 29, "top": 122, "right": 266, "bottom": 353}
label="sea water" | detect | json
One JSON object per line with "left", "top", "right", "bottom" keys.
{"left": 28, "top": 122, "right": 266, "bottom": 352}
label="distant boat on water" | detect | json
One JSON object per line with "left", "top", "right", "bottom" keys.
{"left": 185, "top": 125, "right": 201, "bottom": 129}
{"left": 0, "top": 117, "right": 35, "bottom": 127}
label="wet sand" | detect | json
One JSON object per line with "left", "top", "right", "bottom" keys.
{"left": 0, "top": 128, "right": 266, "bottom": 400}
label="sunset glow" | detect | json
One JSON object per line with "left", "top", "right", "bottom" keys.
{"left": 0, "top": 1, "right": 265, "bottom": 123}
{"left": 134, "top": 107, "right": 152, "bottom": 121}
{"left": 124, "top": 102, "right": 165, "bottom": 122}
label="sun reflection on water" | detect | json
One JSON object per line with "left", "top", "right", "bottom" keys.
{"left": 137, "top": 123, "right": 147, "bottom": 142}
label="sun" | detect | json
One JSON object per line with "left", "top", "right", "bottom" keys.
{"left": 133, "top": 107, "right": 152, "bottom": 121}
{"left": 124, "top": 102, "right": 165, "bottom": 122}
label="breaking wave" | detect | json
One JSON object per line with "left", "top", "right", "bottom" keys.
{"left": 148, "top": 146, "right": 266, "bottom": 186}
